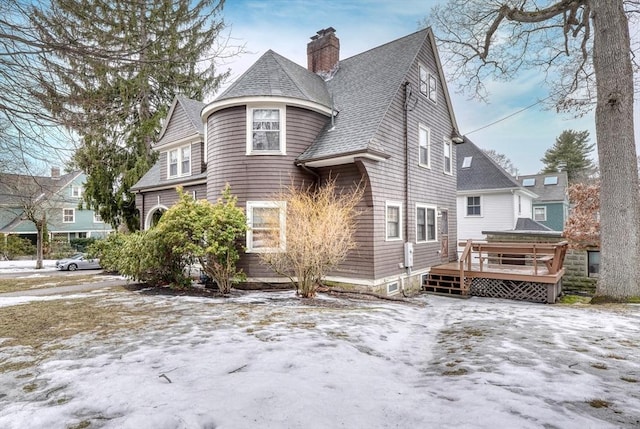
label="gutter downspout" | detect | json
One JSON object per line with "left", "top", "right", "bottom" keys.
{"left": 296, "top": 162, "right": 321, "bottom": 187}
{"left": 403, "top": 81, "right": 412, "bottom": 295}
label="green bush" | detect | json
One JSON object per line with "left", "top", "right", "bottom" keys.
{"left": 48, "top": 238, "right": 75, "bottom": 259}
{"left": 156, "top": 186, "right": 247, "bottom": 293}
{"left": 0, "top": 234, "right": 36, "bottom": 260}
{"left": 88, "top": 186, "right": 246, "bottom": 291}
{"left": 89, "top": 230, "right": 190, "bottom": 287}
{"left": 70, "top": 237, "right": 97, "bottom": 253}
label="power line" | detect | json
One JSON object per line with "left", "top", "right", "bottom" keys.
{"left": 464, "top": 94, "right": 555, "bottom": 136}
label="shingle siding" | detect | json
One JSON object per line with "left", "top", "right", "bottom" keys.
{"left": 318, "top": 163, "right": 374, "bottom": 280}
{"left": 367, "top": 37, "right": 458, "bottom": 280}
{"left": 157, "top": 101, "right": 202, "bottom": 147}
{"left": 206, "top": 105, "right": 329, "bottom": 279}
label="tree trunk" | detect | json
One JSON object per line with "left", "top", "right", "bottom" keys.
{"left": 35, "top": 217, "right": 44, "bottom": 269}
{"left": 590, "top": 0, "right": 640, "bottom": 300}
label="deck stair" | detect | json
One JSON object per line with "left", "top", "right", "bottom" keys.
{"left": 423, "top": 266, "right": 469, "bottom": 296}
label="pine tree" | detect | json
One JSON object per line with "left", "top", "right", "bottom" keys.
{"left": 30, "top": 0, "right": 231, "bottom": 230}
{"left": 541, "top": 130, "right": 596, "bottom": 182}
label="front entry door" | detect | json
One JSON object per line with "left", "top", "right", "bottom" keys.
{"left": 439, "top": 209, "right": 449, "bottom": 261}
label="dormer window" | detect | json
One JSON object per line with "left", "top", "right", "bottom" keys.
{"left": 247, "top": 107, "right": 286, "bottom": 154}
{"left": 168, "top": 145, "right": 191, "bottom": 178}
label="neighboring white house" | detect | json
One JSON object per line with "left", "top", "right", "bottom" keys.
{"left": 456, "top": 138, "right": 542, "bottom": 248}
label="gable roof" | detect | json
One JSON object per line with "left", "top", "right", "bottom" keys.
{"left": 456, "top": 137, "right": 529, "bottom": 192}
{"left": 518, "top": 172, "right": 568, "bottom": 203}
{"left": 130, "top": 162, "right": 207, "bottom": 192}
{"left": 0, "top": 170, "right": 83, "bottom": 231}
{"left": 298, "top": 28, "right": 459, "bottom": 162}
{"left": 156, "top": 96, "right": 205, "bottom": 146}
{"left": 203, "top": 28, "right": 460, "bottom": 165}
{"left": 514, "top": 217, "right": 553, "bottom": 231}
{"left": 0, "top": 170, "right": 80, "bottom": 206}
{"left": 216, "top": 50, "right": 331, "bottom": 107}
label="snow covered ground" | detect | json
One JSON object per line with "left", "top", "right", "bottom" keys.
{"left": 0, "top": 259, "right": 57, "bottom": 273}
{"left": 0, "top": 289, "right": 639, "bottom": 428}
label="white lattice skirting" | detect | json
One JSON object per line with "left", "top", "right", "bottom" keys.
{"left": 470, "top": 278, "right": 557, "bottom": 303}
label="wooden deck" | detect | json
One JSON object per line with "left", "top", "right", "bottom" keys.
{"left": 424, "top": 240, "right": 569, "bottom": 303}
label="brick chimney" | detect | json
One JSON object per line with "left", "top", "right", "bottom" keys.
{"left": 51, "top": 167, "right": 60, "bottom": 179}
{"left": 307, "top": 27, "right": 339, "bottom": 74}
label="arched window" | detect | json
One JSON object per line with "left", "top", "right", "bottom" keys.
{"left": 145, "top": 205, "right": 168, "bottom": 229}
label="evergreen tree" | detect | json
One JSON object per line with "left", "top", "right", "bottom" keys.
{"left": 541, "top": 130, "right": 596, "bottom": 182}
{"left": 30, "top": 0, "right": 231, "bottom": 230}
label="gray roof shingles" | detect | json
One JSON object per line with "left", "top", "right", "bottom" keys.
{"left": 518, "top": 172, "right": 568, "bottom": 202}
{"left": 217, "top": 50, "right": 331, "bottom": 107}
{"left": 130, "top": 162, "right": 206, "bottom": 192}
{"left": 456, "top": 137, "right": 523, "bottom": 191}
{"left": 299, "top": 29, "right": 430, "bottom": 161}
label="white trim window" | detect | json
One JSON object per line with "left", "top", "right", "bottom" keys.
{"left": 418, "top": 124, "right": 431, "bottom": 168}
{"left": 419, "top": 64, "right": 428, "bottom": 96}
{"left": 416, "top": 204, "right": 437, "bottom": 242}
{"left": 247, "top": 107, "right": 286, "bottom": 154}
{"left": 466, "top": 196, "right": 481, "bottom": 216}
{"left": 93, "top": 213, "right": 104, "bottom": 223}
{"left": 63, "top": 208, "right": 75, "bottom": 223}
{"left": 533, "top": 206, "right": 547, "bottom": 222}
{"left": 71, "top": 185, "right": 83, "bottom": 198}
{"left": 385, "top": 202, "right": 402, "bottom": 241}
{"left": 443, "top": 138, "right": 453, "bottom": 174}
{"left": 168, "top": 144, "right": 191, "bottom": 178}
{"left": 428, "top": 73, "right": 437, "bottom": 103}
{"left": 246, "top": 201, "right": 286, "bottom": 252}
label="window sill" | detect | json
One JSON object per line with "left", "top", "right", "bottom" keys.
{"left": 247, "top": 151, "right": 286, "bottom": 156}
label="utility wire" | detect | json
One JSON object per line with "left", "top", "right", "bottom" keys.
{"left": 464, "top": 93, "right": 555, "bottom": 136}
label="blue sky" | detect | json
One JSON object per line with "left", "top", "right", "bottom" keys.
{"left": 216, "top": 0, "right": 615, "bottom": 175}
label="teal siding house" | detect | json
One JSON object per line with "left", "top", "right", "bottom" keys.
{"left": 518, "top": 172, "right": 569, "bottom": 232}
{"left": 0, "top": 168, "right": 114, "bottom": 242}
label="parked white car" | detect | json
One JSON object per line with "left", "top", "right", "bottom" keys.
{"left": 56, "top": 254, "right": 101, "bottom": 271}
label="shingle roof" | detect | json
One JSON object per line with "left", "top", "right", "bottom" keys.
{"left": 0, "top": 171, "right": 79, "bottom": 205}
{"left": 0, "top": 170, "right": 82, "bottom": 232}
{"left": 216, "top": 50, "right": 331, "bottom": 107}
{"left": 130, "top": 162, "right": 206, "bottom": 192}
{"left": 298, "top": 28, "right": 431, "bottom": 161}
{"left": 514, "top": 217, "right": 553, "bottom": 231}
{"left": 518, "top": 172, "right": 568, "bottom": 202}
{"left": 456, "top": 137, "right": 523, "bottom": 191}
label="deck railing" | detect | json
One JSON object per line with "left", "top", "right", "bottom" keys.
{"left": 457, "top": 240, "right": 569, "bottom": 276}
{"left": 458, "top": 239, "right": 473, "bottom": 294}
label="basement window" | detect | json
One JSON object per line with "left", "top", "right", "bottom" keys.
{"left": 387, "top": 282, "right": 399, "bottom": 295}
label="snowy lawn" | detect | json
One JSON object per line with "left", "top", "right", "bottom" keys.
{"left": 0, "top": 288, "right": 639, "bottom": 429}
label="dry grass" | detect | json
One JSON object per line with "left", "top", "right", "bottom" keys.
{"left": 0, "top": 292, "right": 155, "bottom": 373}
{"left": 0, "top": 274, "right": 106, "bottom": 294}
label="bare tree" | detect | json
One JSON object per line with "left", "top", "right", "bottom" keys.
{"left": 429, "top": 1, "right": 639, "bottom": 301}
{"left": 258, "top": 179, "right": 364, "bottom": 298}
{"left": 0, "top": 0, "right": 74, "bottom": 170}
{"left": 482, "top": 148, "right": 517, "bottom": 176}
{"left": 0, "top": 172, "right": 58, "bottom": 269}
